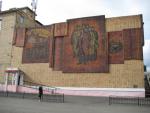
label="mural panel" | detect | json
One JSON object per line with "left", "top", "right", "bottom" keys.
{"left": 54, "top": 22, "right": 68, "bottom": 36}
{"left": 108, "top": 31, "right": 124, "bottom": 64}
{"left": 63, "top": 16, "right": 108, "bottom": 73}
{"left": 123, "top": 28, "right": 143, "bottom": 60}
{"left": 15, "top": 28, "right": 26, "bottom": 47}
{"left": 22, "top": 26, "right": 54, "bottom": 63}
{"left": 54, "top": 37, "right": 64, "bottom": 70}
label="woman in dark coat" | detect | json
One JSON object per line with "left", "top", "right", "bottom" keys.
{"left": 38, "top": 86, "right": 43, "bottom": 101}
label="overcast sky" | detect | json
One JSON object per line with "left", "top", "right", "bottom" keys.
{"left": 1, "top": 0, "right": 150, "bottom": 71}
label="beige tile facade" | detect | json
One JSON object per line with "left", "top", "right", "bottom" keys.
{"left": 10, "top": 15, "right": 144, "bottom": 88}
{"left": 0, "top": 13, "right": 16, "bottom": 82}
{"left": 106, "top": 15, "right": 142, "bottom": 32}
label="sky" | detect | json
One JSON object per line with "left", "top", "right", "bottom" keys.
{"left": 1, "top": 0, "right": 150, "bottom": 71}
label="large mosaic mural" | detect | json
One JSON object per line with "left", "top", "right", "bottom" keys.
{"left": 62, "top": 16, "right": 108, "bottom": 73}
{"left": 13, "top": 15, "right": 144, "bottom": 73}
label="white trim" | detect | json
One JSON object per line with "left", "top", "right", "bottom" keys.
{"left": 6, "top": 67, "right": 19, "bottom": 71}
{"left": 56, "top": 87, "right": 145, "bottom": 92}
{"left": 22, "top": 85, "right": 145, "bottom": 92}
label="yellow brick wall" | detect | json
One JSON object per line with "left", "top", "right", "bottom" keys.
{"left": 10, "top": 14, "right": 144, "bottom": 88}
{"left": 0, "top": 10, "right": 41, "bottom": 83}
{"left": 0, "top": 63, "right": 10, "bottom": 83}
{"left": 106, "top": 14, "right": 142, "bottom": 32}
{"left": 0, "top": 14, "right": 16, "bottom": 63}
{"left": 11, "top": 46, "right": 144, "bottom": 88}
{"left": 0, "top": 14, "right": 16, "bottom": 82}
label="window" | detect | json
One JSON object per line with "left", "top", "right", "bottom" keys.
{"left": 19, "top": 16, "right": 24, "bottom": 24}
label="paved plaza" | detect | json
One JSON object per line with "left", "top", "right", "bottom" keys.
{"left": 0, "top": 96, "right": 150, "bottom": 113}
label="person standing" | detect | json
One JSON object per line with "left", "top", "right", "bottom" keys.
{"left": 38, "top": 86, "right": 43, "bottom": 102}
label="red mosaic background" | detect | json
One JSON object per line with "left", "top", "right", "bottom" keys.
{"left": 54, "top": 22, "right": 68, "bottom": 37}
{"left": 53, "top": 37, "right": 64, "bottom": 70}
{"left": 14, "top": 28, "right": 26, "bottom": 47}
{"left": 62, "top": 16, "right": 108, "bottom": 73}
{"left": 22, "top": 25, "right": 54, "bottom": 63}
{"left": 123, "top": 28, "right": 143, "bottom": 60}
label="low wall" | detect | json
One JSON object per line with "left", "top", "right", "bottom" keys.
{"left": 56, "top": 87, "right": 145, "bottom": 97}
{"left": 0, "top": 84, "right": 145, "bottom": 97}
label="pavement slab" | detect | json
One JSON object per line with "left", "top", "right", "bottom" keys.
{"left": 0, "top": 96, "right": 150, "bottom": 113}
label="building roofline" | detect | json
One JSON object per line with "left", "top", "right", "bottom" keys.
{"left": 35, "top": 20, "right": 43, "bottom": 26}
{"left": 106, "top": 14, "right": 143, "bottom": 19}
{"left": 0, "top": 6, "right": 36, "bottom": 15}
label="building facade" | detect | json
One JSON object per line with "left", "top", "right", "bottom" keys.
{"left": 0, "top": 7, "right": 42, "bottom": 83}
{"left": 0, "top": 7, "right": 144, "bottom": 89}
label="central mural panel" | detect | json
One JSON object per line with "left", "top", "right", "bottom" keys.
{"left": 71, "top": 24, "right": 99, "bottom": 64}
{"left": 62, "top": 16, "right": 108, "bottom": 73}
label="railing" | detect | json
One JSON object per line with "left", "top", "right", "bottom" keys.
{"left": 0, "top": 91, "right": 64, "bottom": 103}
{"left": 0, "top": 80, "right": 64, "bottom": 103}
{"left": 23, "top": 81, "right": 58, "bottom": 94}
{"left": 109, "top": 96, "right": 150, "bottom": 106}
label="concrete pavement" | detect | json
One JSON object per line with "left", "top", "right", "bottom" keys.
{"left": 0, "top": 96, "right": 150, "bottom": 113}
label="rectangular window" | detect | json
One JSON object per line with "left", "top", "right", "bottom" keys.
{"left": 20, "top": 16, "right": 24, "bottom": 24}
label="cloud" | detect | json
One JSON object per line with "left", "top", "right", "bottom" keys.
{"left": 147, "top": 67, "right": 150, "bottom": 72}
